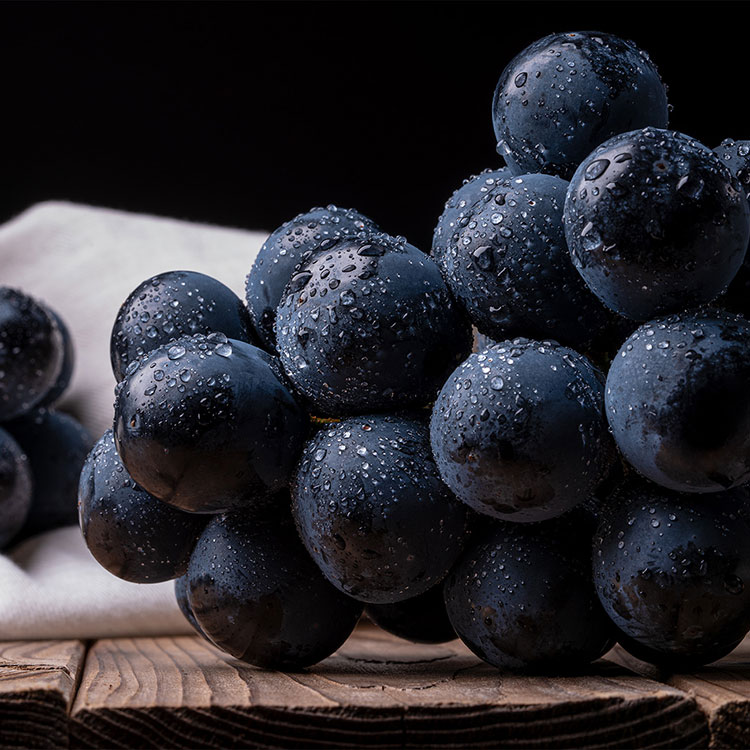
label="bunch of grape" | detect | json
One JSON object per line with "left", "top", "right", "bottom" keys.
{"left": 80, "top": 31, "right": 750, "bottom": 672}
{"left": 0, "top": 289, "right": 92, "bottom": 550}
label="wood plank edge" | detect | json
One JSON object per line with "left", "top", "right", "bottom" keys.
{"left": 67, "top": 693, "right": 711, "bottom": 749}
{"left": 707, "top": 700, "right": 750, "bottom": 749}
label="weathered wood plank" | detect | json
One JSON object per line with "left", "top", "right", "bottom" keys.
{"left": 69, "top": 622, "right": 708, "bottom": 749}
{"left": 0, "top": 640, "right": 87, "bottom": 749}
{"left": 611, "top": 637, "right": 750, "bottom": 749}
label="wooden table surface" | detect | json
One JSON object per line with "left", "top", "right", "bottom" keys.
{"left": 1, "top": 621, "right": 749, "bottom": 749}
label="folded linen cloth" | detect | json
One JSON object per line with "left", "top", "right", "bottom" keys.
{"left": 0, "top": 201, "right": 267, "bottom": 639}
{"left": 1, "top": 527, "right": 191, "bottom": 639}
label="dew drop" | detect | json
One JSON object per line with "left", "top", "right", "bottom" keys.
{"left": 584, "top": 159, "right": 610, "bottom": 181}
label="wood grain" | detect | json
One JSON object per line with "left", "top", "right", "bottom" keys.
{"left": 611, "top": 638, "right": 750, "bottom": 749}
{"left": 69, "top": 622, "right": 708, "bottom": 749}
{"left": 0, "top": 640, "right": 86, "bottom": 749}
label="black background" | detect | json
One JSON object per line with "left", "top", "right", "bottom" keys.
{"left": 1, "top": 1, "right": 743, "bottom": 251}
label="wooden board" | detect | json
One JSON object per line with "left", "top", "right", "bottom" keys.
{"left": 611, "top": 639, "right": 750, "bottom": 750}
{"left": 12, "top": 624, "right": 750, "bottom": 748}
{"left": 69, "top": 622, "right": 709, "bottom": 749}
{"left": 0, "top": 640, "right": 87, "bottom": 749}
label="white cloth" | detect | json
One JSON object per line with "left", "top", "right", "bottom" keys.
{"left": 1, "top": 528, "right": 192, "bottom": 639}
{"left": 0, "top": 201, "right": 267, "bottom": 639}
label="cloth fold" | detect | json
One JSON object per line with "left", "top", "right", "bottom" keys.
{"left": 1, "top": 201, "right": 267, "bottom": 639}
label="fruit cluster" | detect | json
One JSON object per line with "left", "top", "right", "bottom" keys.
{"left": 0, "top": 288, "right": 93, "bottom": 549}
{"left": 79, "top": 31, "right": 750, "bottom": 672}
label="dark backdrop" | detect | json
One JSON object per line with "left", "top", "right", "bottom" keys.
{"left": 1, "top": 1, "right": 743, "bottom": 251}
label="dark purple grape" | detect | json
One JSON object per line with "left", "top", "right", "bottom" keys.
{"left": 79, "top": 430, "right": 205, "bottom": 583}
{"left": 5, "top": 409, "right": 93, "bottom": 539}
{"left": 445, "top": 515, "right": 614, "bottom": 671}
{"left": 276, "top": 233, "right": 472, "bottom": 416}
{"left": 246, "top": 205, "right": 378, "bottom": 351}
{"left": 114, "top": 334, "right": 307, "bottom": 513}
{"left": 111, "top": 270, "right": 257, "bottom": 382}
{"left": 605, "top": 309, "right": 750, "bottom": 492}
{"left": 292, "top": 414, "right": 469, "bottom": 604}
{"left": 187, "top": 508, "right": 363, "bottom": 669}
{"left": 444, "top": 173, "right": 611, "bottom": 351}
{"left": 564, "top": 128, "right": 749, "bottom": 321}
{"left": 492, "top": 31, "right": 668, "bottom": 179}
{"left": 431, "top": 339, "right": 615, "bottom": 522}
{"left": 593, "top": 480, "right": 750, "bottom": 668}
{"left": 0, "top": 288, "right": 67, "bottom": 421}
